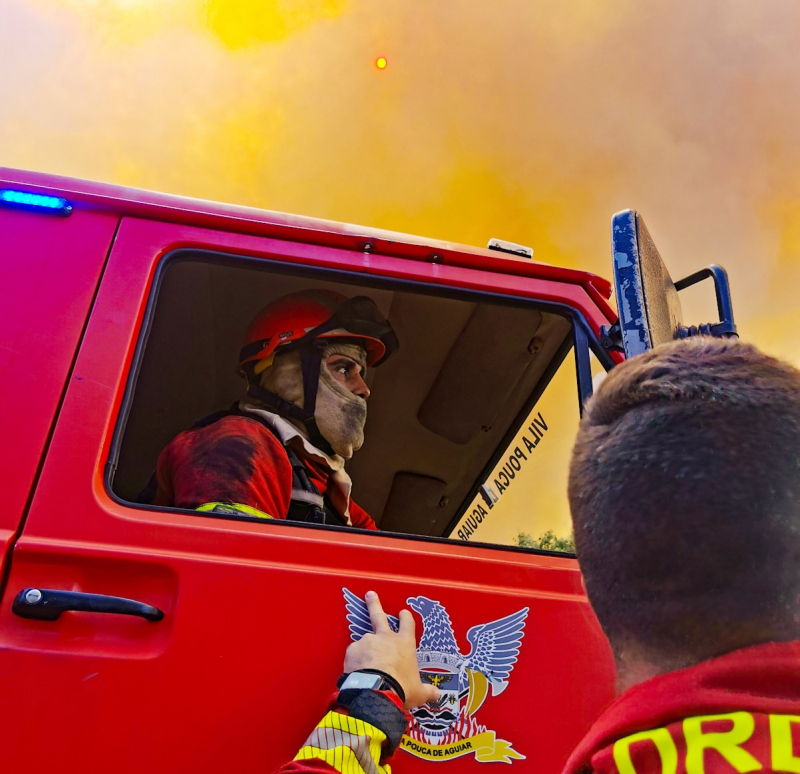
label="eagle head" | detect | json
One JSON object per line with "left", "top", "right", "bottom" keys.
{"left": 407, "top": 596, "right": 439, "bottom": 619}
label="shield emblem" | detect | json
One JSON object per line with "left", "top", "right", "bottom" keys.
{"left": 413, "top": 656, "right": 462, "bottom": 743}
{"left": 342, "top": 589, "right": 529, "bottom": 763}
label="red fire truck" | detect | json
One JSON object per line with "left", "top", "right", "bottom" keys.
{"left": 0, "top": 168, "right": 735, "bottom": 772}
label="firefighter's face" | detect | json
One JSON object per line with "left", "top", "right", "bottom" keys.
{"left": 325, "top": 354, "right": 370, "bottom": 399}
{"left": 257, "top": 343, "right": 369, "bottom": 458}
{"left": 316, "top": 345, "right": 369, "bottom": 458}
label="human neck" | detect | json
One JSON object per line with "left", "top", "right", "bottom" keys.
{"left": 613, "top": 637, "right": 778, "bottom": 693}
{"left": 612, "top": 641, "right": 693, "bottom": 693}
{"left": 614, "top": 656, "right": 665, "bottom": 693}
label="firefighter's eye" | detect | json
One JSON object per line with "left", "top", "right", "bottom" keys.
{"left": 329, "top": 358, "right": 358, "bottom": 378}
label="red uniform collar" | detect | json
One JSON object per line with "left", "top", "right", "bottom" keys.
{"left": 563, "top": 640, "right": 800, "bottom": 774}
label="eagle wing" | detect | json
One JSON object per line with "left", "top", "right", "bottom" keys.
{"left": 463, "top": 607, "right": 529, "bottom": 694}
{"left": 343, "top": 588, "right": 400, "bottom": 641}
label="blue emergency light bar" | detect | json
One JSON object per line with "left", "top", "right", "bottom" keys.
{"left": 0, "top": 189, "right": 73, "bottom": 216}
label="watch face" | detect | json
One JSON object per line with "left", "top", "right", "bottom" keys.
{"left": 342, "top": 672, "right": 383, "bottom": 691}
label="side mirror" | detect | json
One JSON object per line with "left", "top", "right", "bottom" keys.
{"left": 603, "top": 209, "right": 738, "bottom": 358}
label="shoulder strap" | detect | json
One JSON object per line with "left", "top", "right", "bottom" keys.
{"left": 280, "top": 441, "right": 345, "bottom": 527}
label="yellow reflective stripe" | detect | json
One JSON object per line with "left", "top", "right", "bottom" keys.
{"left": 253, "top": 352, "right": 276, "bottom": 374}
{"left": 613, "top": 728, "right": 678, "bottom": 774}
{"left": 612, "top": 713, "right": 800, "bottom": 774}
{"left": 195, "top": 502, "right": 273, "bottom": 519}
{"left": 294, "top": 711, "right": 391, "bottom": 774}
{"left": 770, "top": 715, "right": 800, "bottom": 773}
{"left": 684, "top": 712, "right": 762, "bottom": 774}
{"left": 314, "top": 712, "right": 385, "bottom": 737}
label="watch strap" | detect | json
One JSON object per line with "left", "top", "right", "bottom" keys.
{"left": 337, "top": 669, "right": 406, "bottom": 704}
{"left": 337, "top": 688, "right": 408, "bottom": 756}
{"left": 356, "top": 669, "right": 406, "bottom": 704}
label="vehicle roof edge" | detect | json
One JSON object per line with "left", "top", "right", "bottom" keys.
{"left": 0, "top": 167, "right": 612, "bottom": 299}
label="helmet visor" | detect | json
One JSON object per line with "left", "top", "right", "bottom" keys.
{"left": 313, "top": 296, "right": 399, "bottom": 366}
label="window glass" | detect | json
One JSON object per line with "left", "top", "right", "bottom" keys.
{"left": 111, "top": 252, "right": 581, "bottom": 546}
{"left": 450, "top": 345, "right": 581, "bottom": 551}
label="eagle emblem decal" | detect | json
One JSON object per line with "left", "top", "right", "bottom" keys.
{"left": 343, "top": 589, "right": 529, "bottom": 763}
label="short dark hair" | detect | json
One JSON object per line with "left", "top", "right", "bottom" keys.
{"left": 569, "top": 337, "right": 800, "bottom": 667}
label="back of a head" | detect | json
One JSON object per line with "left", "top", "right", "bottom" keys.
{"left": 569, "top": 338, "right": 800, "bottom": 670}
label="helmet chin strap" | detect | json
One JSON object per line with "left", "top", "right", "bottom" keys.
{"left": 246, "top": 339, "right": 337, "bottom": 457}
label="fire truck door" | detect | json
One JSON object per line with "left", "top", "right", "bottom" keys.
{"left": 0, "top": 217, "right": 617, "bottom": 773}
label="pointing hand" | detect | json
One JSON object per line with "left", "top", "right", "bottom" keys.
{"left": 344, "top": 590, "right": 440, "bottom": 710}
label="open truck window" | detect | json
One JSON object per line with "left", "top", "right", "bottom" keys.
{"left": 450, "top": 340, "right": 606, "bottom": 550}
{"left": 451, "top": 341, "right": 579, "bottom": 549}
{"left": 110, "top": 251, "right": 598, "bottom": 548}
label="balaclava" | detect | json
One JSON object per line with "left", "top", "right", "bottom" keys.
{"left": 258, "top": 341, "right": 369, "bottom": 459}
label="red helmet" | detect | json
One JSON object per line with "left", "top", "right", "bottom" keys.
{"left": 238, "top": 290, "right": 398, "bottom": 374}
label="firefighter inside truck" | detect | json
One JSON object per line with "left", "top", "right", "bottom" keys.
{"left": 111, "top": 250, "right": 604, "bottom": 548}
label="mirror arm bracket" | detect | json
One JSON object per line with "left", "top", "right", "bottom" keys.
{"left": 674, "top": 264, "right": 738, "bottom": 340}
{"left": 599, "top": 321, "right": 625, "bottom": 353}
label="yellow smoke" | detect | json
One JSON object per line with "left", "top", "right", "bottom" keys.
{"left": 3, "top": 0, "right": 799, "bottom": 366}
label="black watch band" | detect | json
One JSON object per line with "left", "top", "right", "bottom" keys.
{"left": 336, "top": 669, "right": 406, "bottom": 704}
{"left": 336, "top": 687, "right": 408, "bottom": 756}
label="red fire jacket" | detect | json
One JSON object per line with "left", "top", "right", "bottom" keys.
{"left": 563, "top": 640, "right": 800, "bottom": 774}
{"left": 152, "top": 414, "right": 376, "bottom": 529}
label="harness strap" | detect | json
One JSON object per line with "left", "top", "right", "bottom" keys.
{"left": 243, "top": 340, "right": 337, "bottom": 458}
{"left": 246, "top": 383, "right": 313, "bottom": 424}
{"left": 280, "top": 436, "right": 344, "bottom": 526}
{"left": 290, "top": 489, "right": 325, "bottom": 507}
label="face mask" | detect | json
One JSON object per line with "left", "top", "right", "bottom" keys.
{"left": 259, "top": 349, "right": 304, "bottom": 408}
{"left": 315, "top": 342, "right": 368, "bottom": 459}
{"left": 258, "top": 342, "right": 368, "bottom": 458}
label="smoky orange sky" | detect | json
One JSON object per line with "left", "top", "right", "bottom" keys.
{"left": 2, "top": 0, "right": 799, "bottom": 365}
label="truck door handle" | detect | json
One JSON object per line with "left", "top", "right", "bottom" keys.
{"left": 11, "top": 588, "right": 164, "bottom": 622}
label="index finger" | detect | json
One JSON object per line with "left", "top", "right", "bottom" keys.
{"left": 365, "top": 590, "right": 392, "bottom": 634}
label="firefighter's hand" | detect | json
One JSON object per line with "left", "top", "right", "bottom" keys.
{"left": 344, "top": 590, "right": 440, "bottom": 710}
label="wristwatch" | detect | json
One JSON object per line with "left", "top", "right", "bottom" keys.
{"left": 336, "top": 670, "right": 408, "bottom": 755}
{"left": 337, "top": 669, "right": 405, "bottom": 702}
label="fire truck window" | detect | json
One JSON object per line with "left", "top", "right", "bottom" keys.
{"left": 111, "top": 252, "right": 580, "bottom": 547}
{"left": 449, "top": 342, "right": 582, "bottom": 552}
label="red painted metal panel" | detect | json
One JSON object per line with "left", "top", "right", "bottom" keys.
{"left": 0, "top": 207, "right": 117, "bottom": 572}
{"left": 0, "top": 167, "right": 613, "bottom": 300}
{"left": 0, "top": 217, "right": 617, "bottom": 772}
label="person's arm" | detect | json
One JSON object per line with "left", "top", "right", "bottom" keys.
{"left": 348, "top": 500, "right": 378, "bottom": 531}
{"left": 274, "top": 591, "right": 439, "bottom": 774}
{"left": 153, "top": 417, "right": 293, "bottom": 518}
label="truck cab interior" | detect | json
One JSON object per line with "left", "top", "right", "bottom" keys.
{"left": 111, "top": 250, "right": 597, "bottom": 547}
